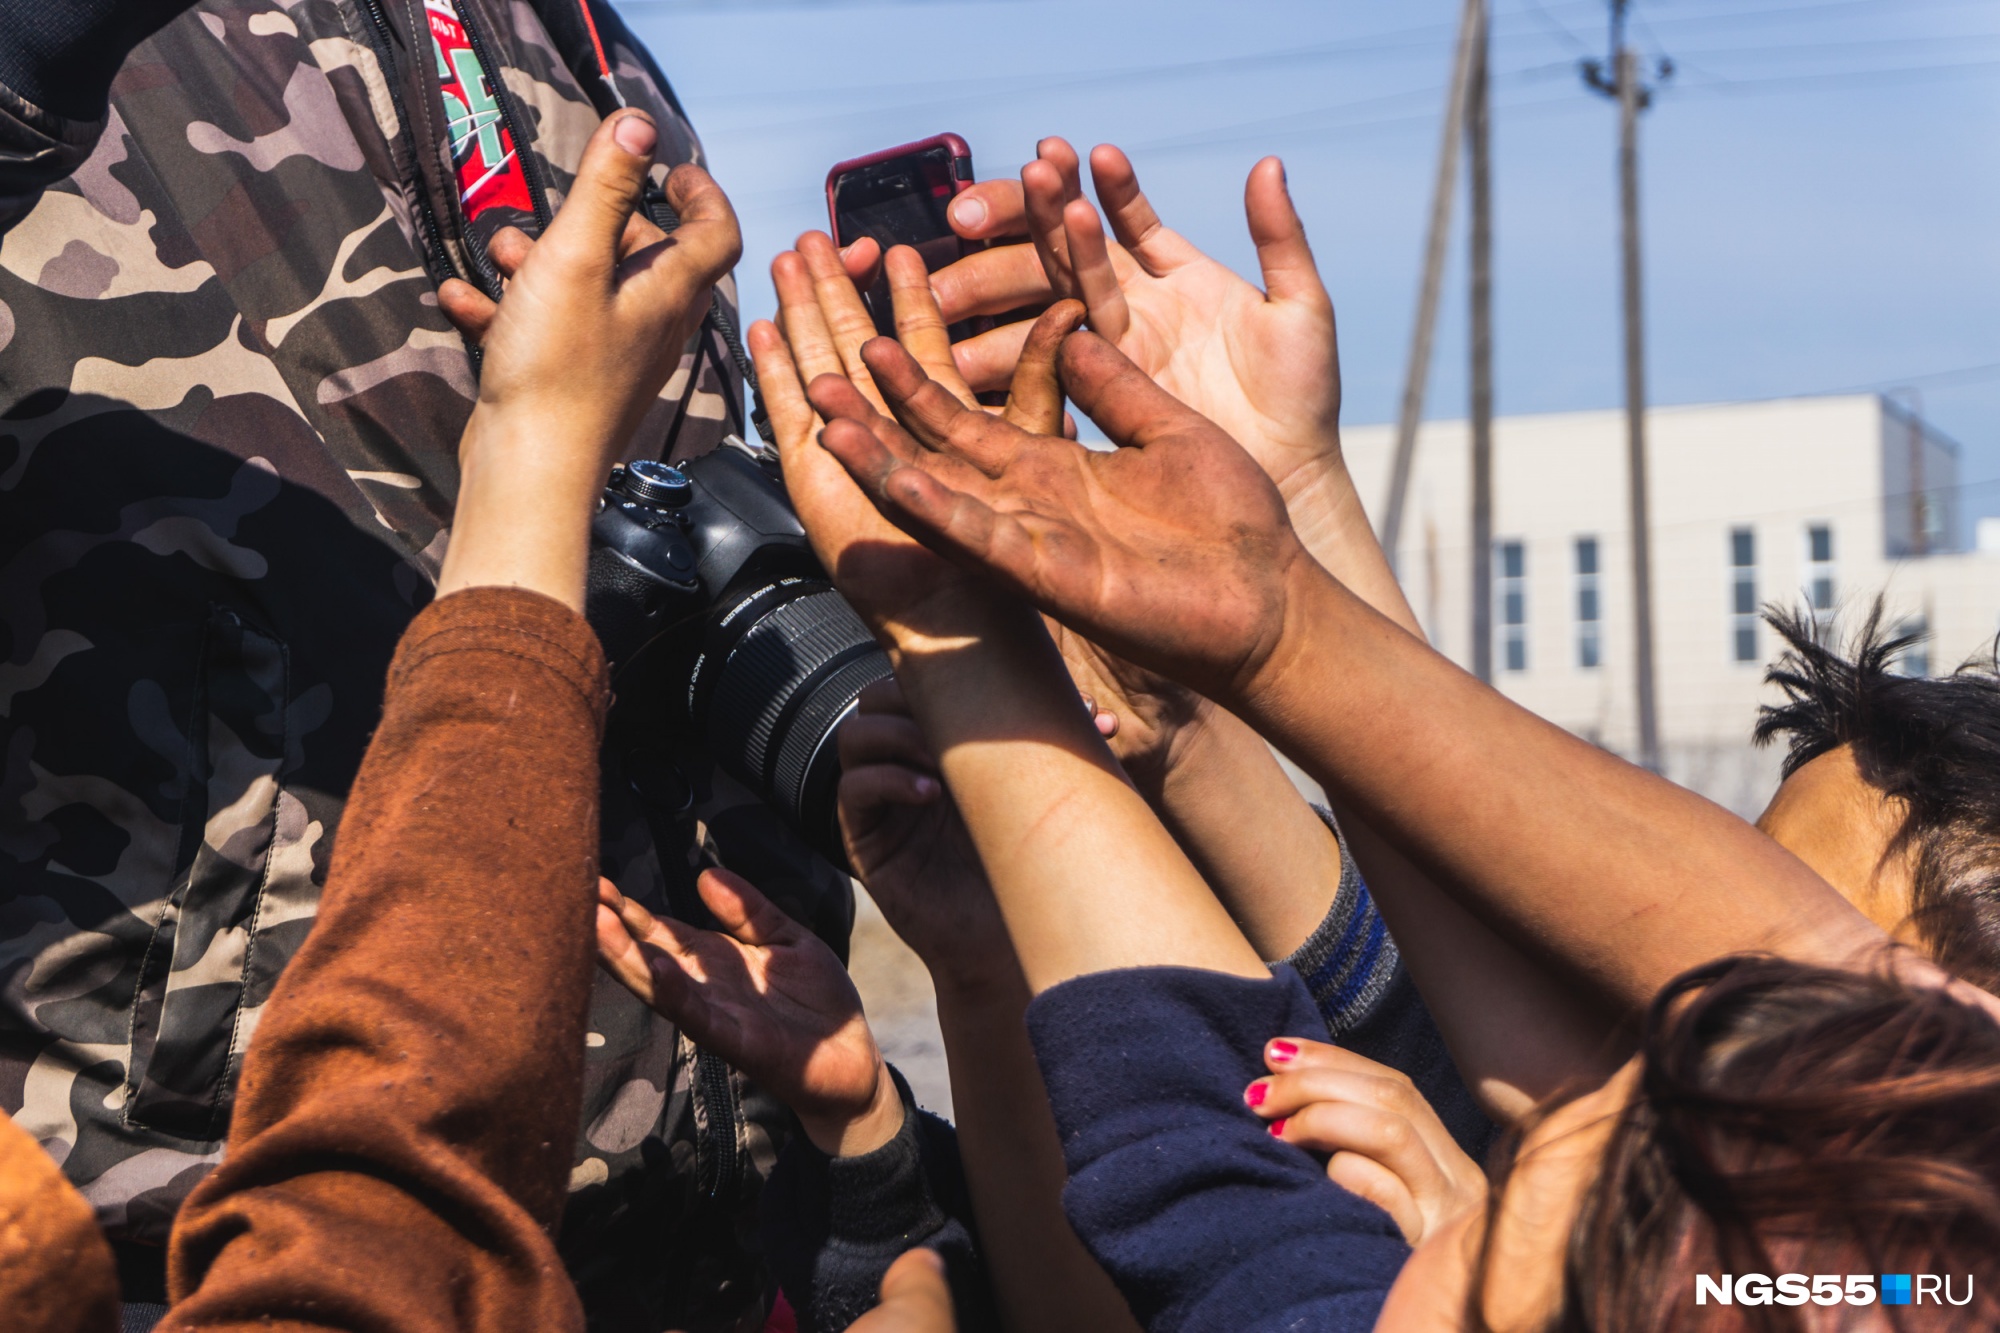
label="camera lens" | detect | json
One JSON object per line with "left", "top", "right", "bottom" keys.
{"left": 696, "top": 580, "right": 893, "bottom": 863}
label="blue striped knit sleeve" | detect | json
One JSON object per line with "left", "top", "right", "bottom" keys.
{"left": 1273, "top": 808, "right": 1400, "bottom": 1038}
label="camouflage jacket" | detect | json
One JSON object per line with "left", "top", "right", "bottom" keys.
{"left": 0, "top": 3, "right": 850, "bottom": 1329}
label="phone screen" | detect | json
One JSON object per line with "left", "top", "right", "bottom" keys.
{"left": 831, "top": 144, "right": 970, "bottom": 336}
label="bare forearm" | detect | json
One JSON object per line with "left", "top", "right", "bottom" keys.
{"left": 935, "top": 980, "right": 1139, "bottom": 1333}
{"left": 1142, "top": 707, "right": 1344, "bottom": 960}
{"left": 1235, "top": 565, "right": 1881, "bottom": 1012}
{"left": 1282, "top": 451, "right": 1424, "bottom": 642}
{"left": 885, "top": 593, "right": 1264, "bottom": 992}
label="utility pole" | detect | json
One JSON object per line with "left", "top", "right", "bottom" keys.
{"left": 1584, "top": 2, "right": 1670, "bottom": 772}
{"left": 1467, "top": 6, "right": 1495, "bottom": 683}
{"left": 1381, "top": 0, "right": 1486, "bottom": 566}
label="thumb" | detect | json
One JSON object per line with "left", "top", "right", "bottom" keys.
{"left": 696, "top": 868, "right": 795, "bottom": 948}
{"left": 1056, "top": 329, "right": 1210, "bottom": 449}
{"left": 544, "top": 110, "right": 658, "bottom": 269}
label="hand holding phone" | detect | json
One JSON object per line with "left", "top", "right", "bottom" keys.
{"left": 827, "top": 133, "right": 981, "bottom": 339}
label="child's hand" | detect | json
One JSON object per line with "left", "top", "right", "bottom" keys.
{"left": 934, "top": 141, "right": 1340, "bottom": 500}
{"left": 435, "top": 110, "right": 742, "bottom": 612}
{"left": 594, "top": 869, "right": 902, "bottom": 1157}
{"left": 836, "top": 678, "right": 1018, "bottom": 998}
{"left": 1245, "top": 1037, "right": 1486, "bottom": 1245}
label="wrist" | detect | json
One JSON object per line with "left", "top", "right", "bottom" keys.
{"left": 438, "top": 409, "right": 613, "bottom": 612}
{"left": 798, "top": 1056, "right": 904, "bottom": 1158}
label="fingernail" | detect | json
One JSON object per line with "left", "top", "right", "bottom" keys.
{"left": 1269, "top": 1118, "right": 1288, "bottom": 1138}
{"left": 1244, "top": 1082, "right": 1267, "bottom": 1108}
{"left": 613, "top": 112, "right": 657, "bottom": 158}
{"left": 950, "top": 196, "right": 986, "bottom": 230}
{"left": 913, "top": 776, "right": 940, "bottom": 798}
{"left": 1270, "top": 1040, "right": 1299, "bottom": 1064}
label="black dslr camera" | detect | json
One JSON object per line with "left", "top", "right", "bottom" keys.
{"left": 586, "top": 438, "right": 892, "bottom": 866}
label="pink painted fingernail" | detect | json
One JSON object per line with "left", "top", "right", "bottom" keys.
{"left": 950, "top": 196, "right": 986, "bottom": 230}
{"left": 1270, "top": 1040, "right": 1299, "bottom": 1064}
{"left": 1244, "top": 1082, "right": 1267, "bottom": 1108}
{"left": 1269, "top": 1118, "right": 1288, "bottom": 1138}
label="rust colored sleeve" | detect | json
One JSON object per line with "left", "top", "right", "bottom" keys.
{"left": 0, "top": 1111, "right": 117, "bottom": 1333}
{"left": 162, "top": 587, "right": 610, "bottom": 1333}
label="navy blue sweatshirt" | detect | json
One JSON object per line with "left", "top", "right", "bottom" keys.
{"left": 1026, "top": 966, "right": 1411, "bottom": 1332}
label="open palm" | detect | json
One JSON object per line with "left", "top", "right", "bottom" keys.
{"left": 595, "top": 869, "right": 883, "bottom": 1131}
{"left": 811, "top": 331, "right": 1311, "bottom": 702}
{"left": 942, "top": 142, "right": 1341, "bottom": 499}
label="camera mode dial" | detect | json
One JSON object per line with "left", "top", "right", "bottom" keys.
{"left": 621, "top": 459, "right": 694, "bottom": 507}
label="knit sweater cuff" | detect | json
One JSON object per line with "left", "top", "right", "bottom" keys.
{"left": 808, "top": 1068, "right": 942, "bottom": 1244}
{"left": 1271, "top": 807, "right": 1401, "bottom": 1038}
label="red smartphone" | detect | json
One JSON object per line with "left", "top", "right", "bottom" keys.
{"left": 826, "top": 133, "right": 981, "bottom": 340}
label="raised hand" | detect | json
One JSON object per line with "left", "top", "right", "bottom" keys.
{"left": 1245, "top": 1038, "right": 1486, "bottom": 1246}
{"left": 809, "top": 329, "right": 1314, "bottom": 703}
{"left": 935, "top": 142, "right": 1339, "bottom": 499}
{"left": 750, "top": 232, "right": 1085, "bottom": 639}
{"left": 594, "top": 870, "right": 902, "bottom": 1156}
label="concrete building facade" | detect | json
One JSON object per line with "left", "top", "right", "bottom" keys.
{"left": 1340, "top": 395, "right": 2000, "bottom": 816}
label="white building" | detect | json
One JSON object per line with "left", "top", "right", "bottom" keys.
{"left": 1341, "top": 395, "right": 2000, "bottom": 816}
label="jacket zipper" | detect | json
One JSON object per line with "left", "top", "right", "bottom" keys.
{"left": 356, "top": 0, "right": 458, "bottom": 287}
{"left": 696, "top": 1047, "right": 741, "bottom": 1202}
{"left": 457, "top": 0, "right": 554, "bottom": 236}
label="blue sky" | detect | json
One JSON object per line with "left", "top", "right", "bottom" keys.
{"left": 613, "top": 0, "right": 2000, "bottom": 524}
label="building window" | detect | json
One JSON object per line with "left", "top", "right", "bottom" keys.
{"left": 1730, "top": 527, "right": 1757, "bottom": 663}
{"left": 1806, "top": 523, "right": 1836, "bottom": 625}
{"left": 1574, "top": 537, "right": 1601, "bottom": 669}
{"left": 1498, "top": 539, "right": 1527, "bottom": 672}
{"left": 1892, "top": 615, "right": 1931, "bottom": 679}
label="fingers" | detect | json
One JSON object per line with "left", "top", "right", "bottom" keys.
{"left": 747, "top": 318, "right": 818, "bottom": 456}
{"left": 930, "top": 244, "right": 1053, "bottom": 324}
{"left": 858, "top": 338, "right": 1038, "bottom": 478}
{"left": 1244, "top": 156, "right": 1328, "bottom": 309}
{"left": 772, "top": 249, "right": 853, "bottom": 391}
{"left": 838, "top": 764, "right": 943, "bottom": 820}
{"left": 545, "top": 110, "right": 660, "bottom": 272}
{"left": 1057, "top": 330, "right": 1212, "bottom": 449}
{"left": 1324, "top": 1149, "right": 1425, "bottom": 1244}
{"left": 1022, "top": 138, "right": 1084, "bottom": 296}
{"left": 488, "top": 226, "right": 535, "bottom": 278}
{"left": 1086, "top": 144, "right": 1200, "bottom": 275}
{"left": 947, "top": 178, "right": 1026, "bottom": 241}
{"left": 839, "top": 710, "right": 940, "bottom": 774}
{"left": 438, "top": 278, "right": 498, "bottom": 344}
{"left": 840, "top": 235, "right": 883, "bottom": 288}
{"left": 1002, "top": 299, "right": 1086, "bottom": 434}
{"left": 799, "top": 230, "right": 888, "bottom": 397}
{"left": 621, "top": 160, "right": 741, "bottom": 300}
{"left": 849, "top": 1248, "right": 955, "bottom": 1333}
{"left": 594, "top": 900, "right": 657, "bottom": 1007}
{"left": 696, "top": 867, "right": 797, "bottom": 948}
{"left": 855, "top": 675, "right": 911, "bottom": 717}
{"left": 951, "top": 319, "right": 1035, "bottom": 395}
{"left": 883, "top": 246, "right": 978, "bottom": 407}
{"left": 1061, "top": 199, "right": 1129, "bottom": 345}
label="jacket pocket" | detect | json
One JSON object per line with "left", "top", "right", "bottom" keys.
{"left": 123, "top": 608, "right": 289, "bottom": 1141}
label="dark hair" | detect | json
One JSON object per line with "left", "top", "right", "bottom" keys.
{"left": 1754, "top": 601, "right": 2000, "bottom": 990}
{"left": 1486, "top": 954, "right": 2000, "bottom": 1332}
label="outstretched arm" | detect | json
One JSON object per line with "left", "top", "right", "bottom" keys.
{"left": 936, "top": 143, "right": 1614, "bottom": 1113}
{"left": 813, "top": 329, "right": 1886, "bottom": 1016}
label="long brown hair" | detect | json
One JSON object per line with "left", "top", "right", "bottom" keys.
{"left": 1487, "top": 954, "right": 2000, "bottom": 1331}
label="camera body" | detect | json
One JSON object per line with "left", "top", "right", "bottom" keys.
{"left": 586, "top": 438, "right": 891, "bottom": 867}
